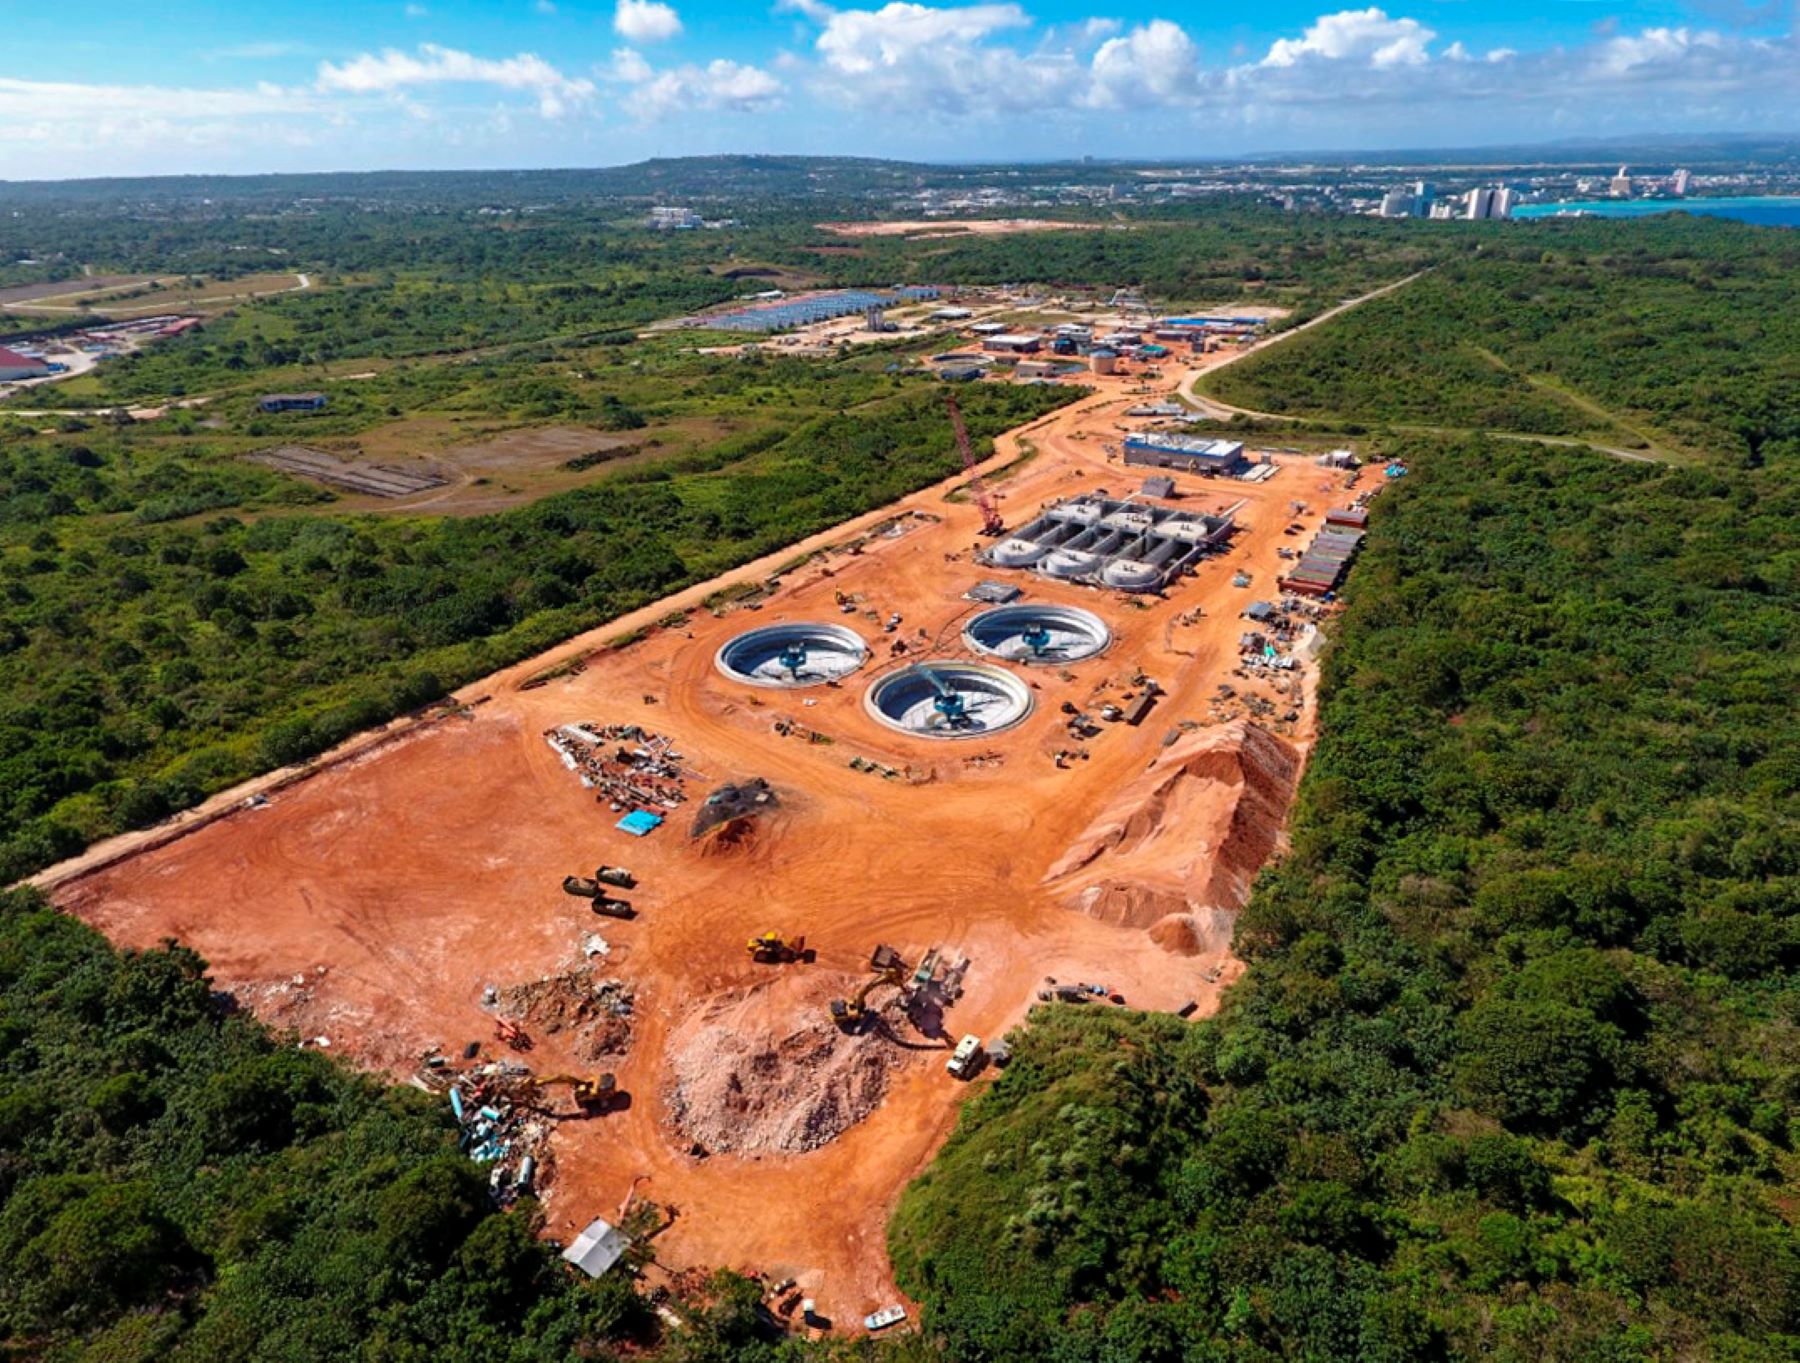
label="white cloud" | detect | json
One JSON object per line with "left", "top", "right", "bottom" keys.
{"left": 404, "top": 3, "right": 428, "bottom": 17}
{"left": 316, "top": 43, "right": 597, "bottom": 118}
{"left": 815, "top": 2, "right": 1030, "bottom": 74}
{"left": 535, "top": 0, "right": 557, "bottom": 12}
{"left": 614, "top": 0, "right": 684, "bottom": 43}
{"left": 1088, "top": 20, "right": 1203, "bottom": 107}
{"left": 611, "top": 48, "right": 783, "bottom": 115}
{"left": 1263, "top": 8, "right": 1436, "bottom": 68}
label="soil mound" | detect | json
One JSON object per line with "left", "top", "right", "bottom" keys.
{"left": 496, "top": 969, "right": 634, "bottom": 1062}
{"left": 1147, "top": 909, "right": 1238, "bottom": 958}
{"left": 695, "top": 815, "right": 758, "bottom": 856}
{"left": 1047, "top": 722, "right": 1299, "bottom": 951}
{"left": 664, "top": 973, "right": 907, "bottom": 1156}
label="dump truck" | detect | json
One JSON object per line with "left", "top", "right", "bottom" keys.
{"left": 946, "top": 1034, "right": 982, "bottom": 1079}
{"left": 747, "top": 931, "right": 807, "bottom": 964}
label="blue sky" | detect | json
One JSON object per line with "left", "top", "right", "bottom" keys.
{"left": 1, "top": 0, "right": 1794, "bottom": 178}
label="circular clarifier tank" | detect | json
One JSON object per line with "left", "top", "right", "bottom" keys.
{"left": 715, "top": 621, "right": 869, "bottom": 688}
{"left": 864, "top": 661, "right": 1034, "bottom": 739}
{"left": 962, "top": 604, "right": 1112, "bottom": 665}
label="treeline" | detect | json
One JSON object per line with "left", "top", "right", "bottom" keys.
{"left": 0, "top": 381, "right": 1070, "bottom": 882}
{"left": 1204, "top": 215, "right": 1800, "bottom": 462}
{"left": 893, "top": 435, "right": 1800, "bottom": 1359}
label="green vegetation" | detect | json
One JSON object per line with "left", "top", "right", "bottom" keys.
{"left": 1203, "top": 216, "right": 1800, "bottom": 462}
{"left": 895, "top": 430, "right": 1800, "bottom": 1358}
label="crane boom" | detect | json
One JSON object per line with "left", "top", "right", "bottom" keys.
{"left": 945, "top": 390, "right": 1004, "bottom": 537}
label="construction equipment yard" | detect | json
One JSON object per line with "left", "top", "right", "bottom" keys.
{"left": 41, "top": 368, "right": 1368, "bottom": 1331}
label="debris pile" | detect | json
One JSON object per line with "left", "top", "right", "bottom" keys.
{"left": 690, "top": 777, "right": 777, "bottom": 839}
{"left": 545, "top": 724, "right": 692, "bottom": 811}
{"left": 495, "top": 968, "right": 635, "bottom": 1063}
{"left": 425, "top": 1059, "right": 556, "bottom": 1207}
{"left": 664, "top": 974, "right": 907, "bottom": 1156}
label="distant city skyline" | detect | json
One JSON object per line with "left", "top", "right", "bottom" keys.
{"left": 1, "top": 0, "right": 1796, "bottom": 180}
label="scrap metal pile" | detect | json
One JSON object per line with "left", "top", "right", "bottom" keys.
{"left": 427, "top": 1059, "right": 557, "bottom": 1208}
{"left": 545, "top": 723, "right": 693, "bottom": 812}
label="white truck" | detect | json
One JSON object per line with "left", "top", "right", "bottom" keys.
{"left": 946, "top": 1034, "right": 982, "bottom": 1079}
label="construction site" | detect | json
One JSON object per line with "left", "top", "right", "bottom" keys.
{"left": 42, "top": 353, "right": 1377, "bottom": 1336}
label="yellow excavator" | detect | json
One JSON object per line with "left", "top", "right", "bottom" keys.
{"left": 530, "top": 1072, "right": 618, "bottom": 1112}
{"left": 829, "top": 965, "right": 907, "bottom": 1030}
{"left": 747, "top": 931, "right": 807, "bottom": 964}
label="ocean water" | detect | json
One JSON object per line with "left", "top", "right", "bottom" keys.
{"left": 1512, "top": 195, "right": 1800, "bottom": 227}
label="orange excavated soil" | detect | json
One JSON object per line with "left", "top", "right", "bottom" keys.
{"left": 46, "top": 361, "right": 1363, "bottom": 1328}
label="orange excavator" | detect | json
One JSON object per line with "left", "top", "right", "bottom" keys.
{"left": 747, "top": 931, "right": 808, "bottom": 964}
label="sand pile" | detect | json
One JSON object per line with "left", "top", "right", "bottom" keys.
{"left": 496, "top": 969, "right": 634, "bottom": 1062}
{"left": 1047, "top": 722, "right": 1299, "bottom": 951}
{"left": 664, "top": 973, "right": 906, "bottom": 1156}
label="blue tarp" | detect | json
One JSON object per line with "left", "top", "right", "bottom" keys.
{"left": 617, "top": 809, "right": 664, "bottom": 837}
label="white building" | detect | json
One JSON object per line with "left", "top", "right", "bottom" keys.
{"left": 647, "top": 206, "right": 702, "bottom": 230}
{"left": 1464, "top": 187, "right": 1496, "bottom": 220}
{"left": 1672, "top": 168, "right": 1692, "bottom": 196}
{"left": 1610, "top": 166, "right": 1633, "bottom": 199}
{"left": 1491, "top": 188, "right": 1519, "bottom": 220}
{"left": 0, "top": 346, "right": 51, "bottom": 382}
{"left": 1379, "top": 188, "right": 1414, "bottom": 218}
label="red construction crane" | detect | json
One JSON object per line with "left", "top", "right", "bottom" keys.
{"left": 945, "top": 390, "right": 1004, "bottom": 537}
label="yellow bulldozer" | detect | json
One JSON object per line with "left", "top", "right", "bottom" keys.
{"left": 747, "top": 931, "right": 808, "bottom": 964}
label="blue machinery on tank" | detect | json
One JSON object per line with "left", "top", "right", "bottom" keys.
{"left": 911, "top": 663, "right": 972, "bottom": 729}
{"left": 1020, "top": 623, "right": 1052, "bottom": 657}
{"left": 777, "top": 639, "right": 809, "bottom": 679}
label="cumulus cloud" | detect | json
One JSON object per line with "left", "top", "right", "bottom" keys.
{"left": 1262, "top": 7, "right": 1436, "bottom": 68}
{"left": 316, "top": 43, "right": 596, "bottom": 117}
{"left": 614, "top": 0, "right": 683, "bottom": 43}
{"left": 1088, "top": 20, "right": 1204, "bottom": 108}
{"left": 611, "top": 48, "right": 783, "bottom": 115}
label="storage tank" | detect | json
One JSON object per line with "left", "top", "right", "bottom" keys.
{"left": 1090, "top": 348, "right": 1118, "bottom": 375}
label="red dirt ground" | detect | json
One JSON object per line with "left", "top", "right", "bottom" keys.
{"left": 48, "top": 366, "right": 1363, "bottom": 1328}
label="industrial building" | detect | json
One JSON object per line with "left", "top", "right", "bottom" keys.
{"left": 0, "top": 347, "right": 52, "bottom": 381}
{"left": 258, "top": 392, "right": 329, "bottom": 413}
{"left": 702, "top": 287, "right": 940, "bottom": 333}
{"left": 979, "top": 493, "right": 1235, "bottom": 592}
{"left": 1123, "top": 434, "right": 1246, "bottom": 477}
{"left": 981, "top": 333, "right": 1042, "bottom": 355}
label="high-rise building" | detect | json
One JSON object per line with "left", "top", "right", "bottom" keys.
{"left": 1492, "top": 187, "right": 1519, "bottom": 220}
{"left": 1465, "top": 187, "right": 1496, "bottom": 220}
{"left": 1610, "top": 166, "right": 1633, "bottom": 199}
{"left": 1379, "top": 188, "right": 1414, "bottom": 218}
{"left": 1672, "top": 168, "right": 1692, "bottom": 196}
{"left": 1414, "top": 180, "right": 1434, "bottom": 215}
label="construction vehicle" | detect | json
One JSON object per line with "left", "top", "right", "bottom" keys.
{"left": 945, "top": 390, "right": 1004, "bottom": 537}
{"left": 530, "top": 1071, "right": 618, "bottom": 1112}
{"left": 946, "top": 1034, "right": 983, "bottom": 1079}
{"left": 829, "top": 965, "right": 908, "bottom": 1029}
{"left": 747, "top": 931, "right": 808, "bottom": 964}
